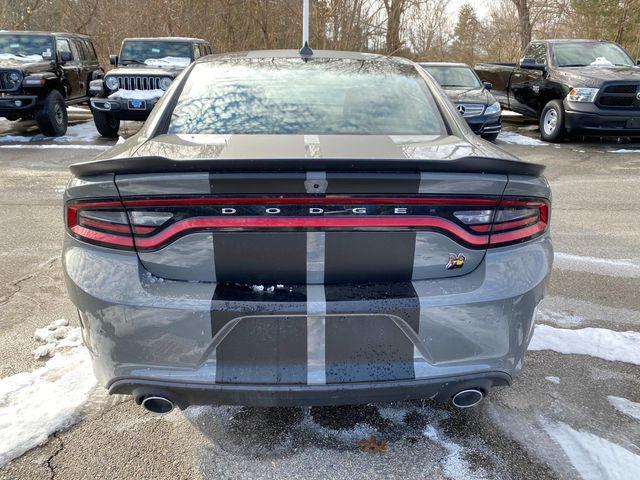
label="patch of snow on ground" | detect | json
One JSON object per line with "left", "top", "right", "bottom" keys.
{"left": 497, "top": 131, "right": 548, "bottom": 146}
{"left": 529, "top": 324, "right": 640, "bottom": 365}
{"left": 537, "top": 308, "right": 584, "bottom": 327}
{"left": 109, "top": 89, "right": 164, "bottom": 101}
{"left": 543, "top": 420, "right": 640, "bottom": 480}
{"left": 554, "top": 252, "right": 640, "bottom": 279}
{"left": 0, "top": 121, "right": 101, "bottom": 144}
{"left": 608, "top": 396, "right": 640, "bottom": 421}
{"left": 423, "top": 425, "right": 487, "bottom": 479}
{"left": 0, "top": 320, "right": 96, "bottom": 466}
{"left": 608, "top": 149, "right": 640, "bottom": 154}
{"left": 545, "top": 376, "right": 561, "bottom": 384}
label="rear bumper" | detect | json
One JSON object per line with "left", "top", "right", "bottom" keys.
{"left": 63, "top": 234, "right": 553, "bottom": 406}
{"left": 564, "top": 101, "right": 640, "bottom": 136}
{"left": 112, "top": 371, "right": 511, "bottom": 408}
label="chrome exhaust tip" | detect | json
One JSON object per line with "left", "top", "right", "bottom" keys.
{"left": 140, "top": 396, "right": 175, "bottom": 415}
{"left": 451, "top": 389, "right": 484, "bottom": 409}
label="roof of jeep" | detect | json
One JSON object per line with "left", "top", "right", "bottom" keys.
{"left": 122, "top": 37, "right": 208, "bottom": 43}
{"left": 0, "top": 30, "right": 90, "bottom": 38}
{"left": 194, "top": 49, "right": 414, "bottom": 64}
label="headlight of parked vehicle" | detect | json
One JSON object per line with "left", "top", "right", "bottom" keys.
{"left": 3, "top": 71, "right": 22, "bottom": 90}
{"left": 159, "top": 77, "right": 172, "bottom": 90}
{"left": 485, "top": 101, "right": 501, "bottom": 116}
{"left": 567, "top": 87, "right": 599, "bottom": 103}
{"left": 105, "top": 76, "right": 119, "bottom": 91}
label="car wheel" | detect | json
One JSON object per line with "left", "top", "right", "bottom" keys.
{"left": 92, "top": 108, "right": 120, "bottom": 138}
{"left": 539, "top": 100, "right": 565, "bottom": 143}
{"left": 35, "top": 90, "right": 68, "bottom": 137}
{"left": 481, "top": 132, "right": 500, "bottom": 142}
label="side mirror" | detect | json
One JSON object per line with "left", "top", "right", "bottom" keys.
{"left": 519, "top": 57, "right": 546, "bottom": 71}
{"left": 60, "top": 51, "right": 73, "bottom": 63}
{"left": 483, "top": 81, "right": 493, "bottom": 90}
{"left": 636, "top": 58, "right": 640, "bottom": 66}
{"left": 109, "top": 54, "right": 118, "bottom": 66}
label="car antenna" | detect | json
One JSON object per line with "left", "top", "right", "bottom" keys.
{"left": 299, "top": 0, "right": 313, "bottom": 58}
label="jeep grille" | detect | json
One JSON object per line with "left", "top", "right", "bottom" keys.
{"left": 113, "top": 76, "right": 162, "bottom": 91}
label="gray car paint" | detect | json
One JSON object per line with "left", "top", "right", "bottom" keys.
{"left": 62, "top": 50, "right": 552, "bottom": 407}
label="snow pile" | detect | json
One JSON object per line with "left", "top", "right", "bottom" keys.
{"left": 33, "top": 318, "right": 81, "bottom": 359}
{"left": 608, "top": 396, "right": 640, "bottom": 421}
{"left": 529, "top": 324, "right": 640, "bottom": 365}
{"left": 0, "top": 53, "right": 43, "bottom": 62}
{"left": 545, "top": 376, "right": 561, "bottom": 384}
{"left": 0, "top": 320, "right": 96, "bottom": 466}
{"left": 497, "top": 131, "right": 548, "bottom": 146}
{"left": 144, "top": 56, "right": 191, "bottom": 68}
{"left": 543, "top": 421, "right": 640, "bottom": 479}
{"left": 108, "top": 89, "right": 164, "bottom": 101}
{"left": 0, "top": 121, "right": 101, "bottom": 145}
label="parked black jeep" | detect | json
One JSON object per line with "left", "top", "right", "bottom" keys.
{"left": 0, "top": 31, "right": 103, "bottom": 136}
{"left": 89, "top": 37, "right": 211, "bottom": 137}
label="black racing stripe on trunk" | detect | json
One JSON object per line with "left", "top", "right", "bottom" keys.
{"left": 209, "top": 173, "right": 307, "bottom": 194}
{"left": 325, "top": 173, "right": 420, "bottom": 193}
{"left": 324, "top": 282, "right": 419, "bottom": 383}
{"left": 323, "top": 232, "right": 416, "bottom": 284}
{"left": 213, "top": 232, "right": 307, "bottom": 284}
{"left": 211, "top": 284, "right": 307, "bottom": 384}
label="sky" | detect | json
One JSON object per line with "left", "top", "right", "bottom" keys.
{"left": 446, "top": 0, "right": 493, "bottom": 20}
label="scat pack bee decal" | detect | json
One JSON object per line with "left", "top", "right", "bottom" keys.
{"left": 445, "top": 253, "right": 466, "bottom": 270}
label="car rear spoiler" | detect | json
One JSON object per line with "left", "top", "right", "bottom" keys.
{"left": 69, "top": 156, "right": 545, "bottom": 177}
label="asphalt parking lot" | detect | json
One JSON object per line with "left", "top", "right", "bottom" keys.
{"left": 0, "top": 111, "right": 639, "bottom": 480}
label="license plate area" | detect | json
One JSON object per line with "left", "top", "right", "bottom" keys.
{"left": 128, "top": 100, "right": 146, "bottom": 110}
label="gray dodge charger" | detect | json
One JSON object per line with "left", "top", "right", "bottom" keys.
{"left": 63, "top": 50, "right": 553, "bottom": 413}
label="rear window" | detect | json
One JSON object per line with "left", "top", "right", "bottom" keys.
{"left": 167, "top": 58, "right": 447, "bottom": 135}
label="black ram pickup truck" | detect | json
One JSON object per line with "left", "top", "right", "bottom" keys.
{"left": 0, "top": 31, "right": 103, "bottom": 136}
{"left": 89, "top": 37, "right": 211, "bottom": 137}
{"left": 476, "top": 39, "right": 640, "bottom": 142}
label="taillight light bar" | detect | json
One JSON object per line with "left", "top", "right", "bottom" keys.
{"left": 65, "top": 195, "right": 549, "bottom": 251}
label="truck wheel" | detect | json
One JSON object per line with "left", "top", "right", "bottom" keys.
{"left": 92, "top": 108, "right": 120, "bottom": 138}
{"left": 35, "top": 90, "right": 68, "bottom": 137}
{"left": 539, "top": 100, "right": 565, "bottom": 143}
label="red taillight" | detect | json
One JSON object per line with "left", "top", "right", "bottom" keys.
{"left": 488, "top": 198, "right": 549, "bottom": 246}
{"left": 66, "top": 195, "right": 549, "bottom": 251}
{"left": 66, "top": 199, "right": 134, "bottom": 250}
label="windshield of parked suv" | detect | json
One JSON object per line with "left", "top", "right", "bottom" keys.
{"left": 168, "top": 58, "right": 447, "bottom": 135}
{"left": 420, "top": 65, "right": 482, "bottom": 89}
{"left": 0, "top": 34, "right": 53, "bottom": 62}
{"left": 119, "top": 41, "right": 193, "bottom": 67}
{"left": 553, "top": 42, "right": 635, "bottom": 67}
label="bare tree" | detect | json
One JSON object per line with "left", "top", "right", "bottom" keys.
{"left": 510, "top": 0, "right": 532, "bottom": 51}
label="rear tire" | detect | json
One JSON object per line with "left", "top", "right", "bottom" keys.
{"left": 539, "top": 100, "right": 565, "bottom": 143}
{"left": 481, "top": 132, "right": 499, "bottom": 142}
{"left": 35, "top": 90, "right": 67, "bottom": 137}
{"left": 92, "top": 108, "right": 120, "bottom": 138}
